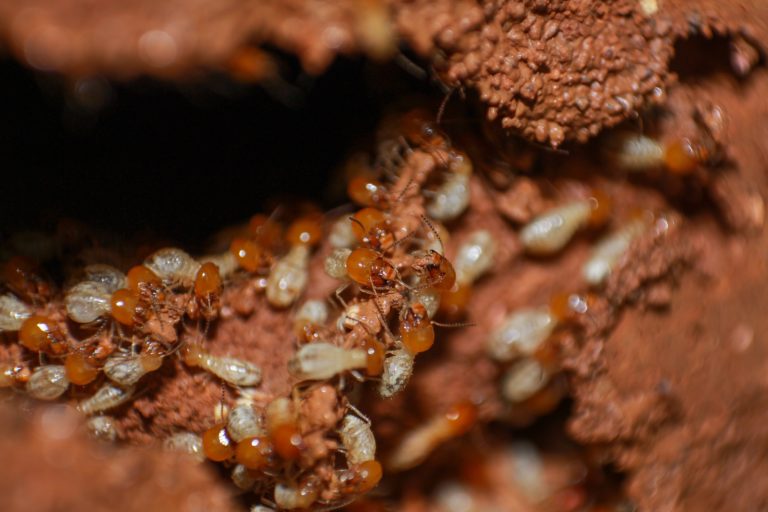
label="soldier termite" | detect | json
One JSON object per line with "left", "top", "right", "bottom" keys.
{"left": 265, "top": 397, "right": 303, "bottom": 461}
{"left": 439, "top": 230, "right": 496, "bottom": 319}
{"left": 19, "top": 315, "right": 68, "bottom": 354}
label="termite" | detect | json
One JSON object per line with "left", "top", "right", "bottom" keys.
{"left": 339, "top": 413, "right": 377, "bottom": 465}
{"left": 293, "top": 299, "right": 329, "bottom": 342}
{"left": 287, "top": 342, "right": 368, "bottom": 381}
{"left": 274, "top": 480, "right": 318, "bottom": 510}
{"left": 144, "top": 247, "right": 201, "bottom": 287}
{"left": 65, "top": 281, "right": 113, "bottom": 323}
{"left": 501, "top": 357, "right": 549, "bottom": 403}
{"left": 227, "top": 402, "right": 266, "bottom": 443}
{"left": 26, "top": 365, "right": 70, "bottom": 400}
{"left": 164, "top": 431, "right": 206, "bottom": 462}
{"left": 606, "top": 131, "right": 719, "bottom": 176}
{"left": 412, "top": 250, "right": 456, "bottom": 291}
{"left": 1, "top": 255, "right": 52, "bottom": 302}
{"left": 19, "top": 315, "right": 68, "bottom": 354}
{"left": 231, "top": 464, "right": 258, "bottom": 490}
{"left": 329, "top": 217, "right": 357, "bottom": 249}
{"left": 453, "top": 230, "right": 496, "bottom": 285}
{"left": 486, "top": 308, "right": 556, "bottom": 362}
{"left": 202, "top": 423, "right": 235, "bottom": 461}
{"left": 519, "top": 191, "right": 611, "bottom": 255}
{"left": 77, "top": 382, "right": 135, "bottom": 415}
{"left": 345, "top": 247, "right": 398, "bottom": 289}
{"left": 387, "top": 401, "right": 477, "bottom": 471}
{"left": 582, "top": 215, "right": 649, "bottom": 286}
{"left": 184, "top": 344, "right": 262, "bottom": 387}
{"left": 86, "top": 415, "right": 118, "bottom": 442}
{"left": 103, "top": 352, "right": 164, "bottom": 386}
{"left": 64, "top": 352, "right": 99, "bottom": 386}
{"left": 267, "top": 245, "right": 309, "bottom": 307}
{"left": 425, "top": 150, "right": 473, "bottom": 221}
{"left": 81, "top": 264, "right": 126, "bottom": 293}
{"left": 265, "top": 396, "right": 303, "bottom": 461}
{"left": 266, "top": 216, "right": 322, "bottom": 308}
{"left": 0, "top": 293, "right": 31, "bottom": 331}
{"left": 325, "top": 248, "right": 353, "bottom": 280}
{"left": 198, "top": 251, "right": 238, "bottom": 280}
{"left": 191, "top": 261, "right": 223, "bottom": 319}
{"left": 378, "top": 349, "right": 414, "bottom": 398}
{"left": 439, "top": 230, "right": 496, "bottom": 318}
{"left": 399, "top": 302, "right": 435, "bottom": 354}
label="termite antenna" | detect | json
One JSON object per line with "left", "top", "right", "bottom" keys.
{"left": 394, "top": 175, "right": 416, "bottom": 204}
{"left": 219, "top": 381, "right": 226, "bottom": 420}
{"left": 388, "top": 230, "right": 416, "bottom": 252}
{"left": 346, "top": 403, "right": 372, "bottom": 424}
{"left": 528, "top": 139, "right": 570, "bottom": 155}
{"left": 371, "top": 291, "right": 397, "bottom": 342}
{"left": 419, "top": 214, "right": 445, "bottom": 255}
{"left": 335, "top": 283, "right": 351, "bottom": 310}
{"left": 348, "top": 216, "right": 366, "bottom": 234}
{"left": 436, "top": 87, "right": 455, "bottom": 127}
{"left": 394, "top": 52, "right": 428, "bottom": 80}
{"left": 431, "top": 320, "right": 476, "bottom": 329}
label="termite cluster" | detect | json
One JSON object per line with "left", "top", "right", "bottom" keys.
{"left": 0, "top": 101, "right": 720, "bottom": 510}
{"left": 0, "top": 242, "right": 264, "bottom": 407}
{"left": 0, "top": 107, "right": 491, "bottom": 510}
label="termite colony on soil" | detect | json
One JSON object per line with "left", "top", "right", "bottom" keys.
{"left": 0, "top": 98, "right": 722, "bottom": 510}
{"left": 0, "top": 107, "right": 488, "bottom": 510}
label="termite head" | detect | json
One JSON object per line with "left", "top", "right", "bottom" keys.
{"left": 1, "top": 256, "right": 52, "bottom": 302}
{"left": 399, "top": 303, "right": 435, "bottom": 354}
{"left": 413, "top": 250, "right": 456, "bottom": 291}
{"left": 663, "top": 136, "right": 721, "bottom": 175}
{"left": 346, "top": 248, "right": 396, "bottom": 288}
{"left": 350, "top": 208, "right": 395, "bottom": 251}
{"left": 401, "top": 108, "right": 449, "bottom": 149}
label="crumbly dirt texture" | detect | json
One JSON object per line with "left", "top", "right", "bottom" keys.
{"left": 0, "top": 400, "right": 239, "bottom": 512}
{"left": 2, "top": 0, "right": 765, "bottom": 146}
{"left": 566, "top": 68, "right": 768, "bottom": 510}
